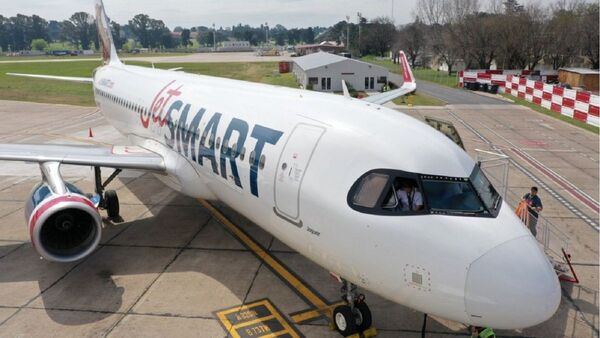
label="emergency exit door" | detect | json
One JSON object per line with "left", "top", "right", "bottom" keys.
{"left": 274, "top": 123, "right": 326, "bottom": 223}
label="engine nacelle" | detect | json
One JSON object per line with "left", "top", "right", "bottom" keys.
{"left": 25, "top": 182, "right": 102, "bottom": 262}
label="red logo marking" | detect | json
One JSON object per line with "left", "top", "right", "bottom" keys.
{"left": 142, "top": 80, "right": 183, "bottom": 128}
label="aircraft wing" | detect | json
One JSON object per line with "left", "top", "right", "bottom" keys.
{"left": 363, "top": 82, "right": 417, "bottom": 105}
{"left": 6, "top": 73, "right": 93, "bottom": 83}
{"left": 0, "top": 144, "right": 165, "bottom": 171}
{"left": 363, "top": 50, "right": 416, "bottom": 105}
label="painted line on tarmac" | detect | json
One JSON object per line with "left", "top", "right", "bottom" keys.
{"left": 198, "top": 200, "right": 333, "bottom": 325}
{"left": 215, "top": 298, "right": 304, "bottom": 338}
{"left": 476, "top": 120, "right": 599, "bottom": 214}
{"left": 445, "top": 109, "right": 599, "bottom": 231}
{"left": 510, "top": 147, "right": 599, "bottom": 213}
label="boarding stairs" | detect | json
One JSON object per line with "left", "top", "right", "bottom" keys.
{"left": 476, "top": 150, "right": 578, "bottom": 284}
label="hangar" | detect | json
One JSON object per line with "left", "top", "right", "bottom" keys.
{"left": 292, "top": 52, "right": 389, "bottom": 92}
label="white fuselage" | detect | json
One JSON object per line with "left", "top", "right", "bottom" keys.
{"left": 91, "top": 63, "right": 560, "bottom": 329}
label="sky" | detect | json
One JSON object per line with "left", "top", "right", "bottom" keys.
{"left": 2, "top": 0, "right": 421, "bottom": 29}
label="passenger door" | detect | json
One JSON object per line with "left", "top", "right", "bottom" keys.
{"left": 274, "top": 123, "right": 326, "bottom": 225}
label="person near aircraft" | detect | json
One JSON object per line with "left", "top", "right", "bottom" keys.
{"left": 523, "top": 186, "right": 543, "bottom": 236}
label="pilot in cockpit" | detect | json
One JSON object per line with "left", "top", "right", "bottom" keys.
{"left": 396, "top": 180, "right": 423, "bottom": 211}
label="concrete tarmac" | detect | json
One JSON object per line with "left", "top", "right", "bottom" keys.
{"left": 0, "top": 100, "right": 597, "bottom": 337}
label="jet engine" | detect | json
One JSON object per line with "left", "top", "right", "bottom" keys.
{"left": 24, "top": 181, "right": 102, "bottom": 263}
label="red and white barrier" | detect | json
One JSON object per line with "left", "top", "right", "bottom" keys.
{"left": 459, "top": 70, "right": 599, "bottom": 127}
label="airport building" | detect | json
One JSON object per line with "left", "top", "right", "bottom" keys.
{"left": 219, "top": 40, "right": 253, "bottom": 52}
{"left": 292, "top": 52, "right": 389, "bottom": 92}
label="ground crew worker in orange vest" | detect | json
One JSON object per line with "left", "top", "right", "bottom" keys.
{"left": 470, "top": 326, "right": 496, "bottom": 338}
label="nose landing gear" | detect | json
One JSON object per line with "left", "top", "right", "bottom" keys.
{"left": 332, "top": 280, "right": 374, "bottom": 337}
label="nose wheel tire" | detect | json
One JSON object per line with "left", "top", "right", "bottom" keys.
{"left": 354, "top": 301, "right": 372, "bottom": 332}
{"left": 104, "top": 190, "right": 120, "bottom": 219}
{"left": 333, "top": 305, "right": 357, "bottom": 337}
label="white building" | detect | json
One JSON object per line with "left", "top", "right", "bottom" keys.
{"left": 219, "top": 41, "right": 253, "bottom": 52}
{"left": 293, "top": 52, "right": 389, "bottom": 92}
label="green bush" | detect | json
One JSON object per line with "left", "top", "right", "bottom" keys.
{"left": 31, "top": 39, "right": 48, "bottom": 51}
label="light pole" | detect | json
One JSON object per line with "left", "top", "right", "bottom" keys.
{"left": 212, "top": 23, "right": 216, "bottom": 52}
{"left": 265, "top": 22, "right": 269, "bottom": 45}
{"left": 346, "top": 15, "right": 350, "bottom": 51}
{"left": 391, "top": 0, "right": 394, "bottom": 22}
{"left": 357, "top": 12, "right": 362, "bottom": 55}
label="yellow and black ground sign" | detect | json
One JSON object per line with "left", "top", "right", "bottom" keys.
{"left": 215, "top": 298, "right": 304, "bottom": 338}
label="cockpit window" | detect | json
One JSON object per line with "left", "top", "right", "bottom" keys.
{"left": 470, "top": 165, "right": 501, "bottom": 212}
{"left": 420, "top": 176, "right": 486, "bottom": 214}
{"left": 352, "top": 173, "right": 389, "bottom": 208}
{"left": 348, "top": 166, "right": 501, "bottom": 218}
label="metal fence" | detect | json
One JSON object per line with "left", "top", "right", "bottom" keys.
{"left": 475, "top": 149, "right": 570, "bottom": 263}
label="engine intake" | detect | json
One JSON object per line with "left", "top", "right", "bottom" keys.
{"left": 25, "top": 183, "right": 102, "bottom": 262}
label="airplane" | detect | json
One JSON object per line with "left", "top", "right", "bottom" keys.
{"left": 1, "top": 1, "right": 560, "bottom": 336}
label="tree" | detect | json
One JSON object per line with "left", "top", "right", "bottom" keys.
{"left": 302, "top": 27, "right": 315, "bottom": 44}
{"left": 68, "top": 12, "right": 95, "bottom": 49}
{"left": 396, "top": 20, "right": 426, "bottom": 67}
{"left": 7, "top": 15, "right": 34, "bottom": 51}
{"left": 60, "top": 20, "right": 77, "bottom": 46}
{"left": 361, "top": 17, "right": 396, "bottom": 57}
{"left": 129, "top": 14, "right": 151, "bottom": 47}
{"left": 47, "top": 20, "right": 62, "bottom": 42}
{"left": 111, "top": 21, "right": 125, "bottom": 49}
{"left": 31, "top": 15, "right": 48, "bottom": 41}
{"left": 545, "top": 7, "right": 580, "bottom": 69}
{"left": 0, "top": 15, "right": 8, "bottom": 51}
{"left": 579, "top": 3, "right": 599, "bottom": 68}
{"left": 148, "top": 19, "right": 168, "bottom": 48}
{"left": 181, "top": 28, "right": 191, "bottom": 47}
{"left": 30, "top": 38, "right": 48, "bottom": 51}
{"left": 270, "top": 24, "right": 287, "bottom": 46}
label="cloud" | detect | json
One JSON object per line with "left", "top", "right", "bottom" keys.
{"left": 1, "top": 0, "right": 418, "bottom": 28}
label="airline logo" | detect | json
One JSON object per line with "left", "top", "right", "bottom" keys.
{"left": 143, "top": 81, "right": 283, "bottom": 197}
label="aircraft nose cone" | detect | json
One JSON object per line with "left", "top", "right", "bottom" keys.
{"left": 465, "top": 235, "right": 561, "bottom": 329}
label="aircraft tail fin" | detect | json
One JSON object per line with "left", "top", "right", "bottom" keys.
{"left": 362, "top": 50, "right": 417, "bottom": 105}
{"left": 399, "top": 51, "right": 415, "bottom": 84}
{"left": 95, "top": 0, "right": 121, "bottom": 65}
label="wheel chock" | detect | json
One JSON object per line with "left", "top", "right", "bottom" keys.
{"left": 346, "top": 326, "right": 378, "bottom": 338}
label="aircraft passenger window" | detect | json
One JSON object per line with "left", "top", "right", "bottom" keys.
{"left": 420, "top": 176, "right": 486, "bottom": 215}
{"left": 239, "top": 147, "right": 246, "bottom": 161}
{"left": 352, "top": 173, "right": 389, "bottom": 208}
{"left": 215, "top": 137, "right": 221, "bottom": 150}
{"left": 259, "top": 155, "right": 266, "bottom": 170}
{"left": 249, "top": 151, "right": 256, "bottom": 165}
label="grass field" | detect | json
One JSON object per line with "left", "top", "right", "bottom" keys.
{"left": 0, "top": 61, "right": 299, "bottom": 106}
{"left": 500, "top": 93, "right": 599, "bottom": 134}
{"left": 0, "top": 61, "right": 98, "bottom": 106}
{"left": 361, "top": 55, "right": 458, "bottom": 87}
{"left": 0, "top": 52, "right": 193, "bottom": 61}
{"left": 393, "top": 92, "right": 446, "bottom": 106}
{"left": 148, "top": 62, "right": 299, "bottom": 88}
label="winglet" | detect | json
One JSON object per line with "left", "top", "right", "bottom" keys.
{"left": 399, "top": 51, "right": 415, "bottom": 84}
{"left": 342, "top": 80, "right": 351, "bottom": 98}
{"left": 95, "top": 0, "right": 121, "bottom": 65}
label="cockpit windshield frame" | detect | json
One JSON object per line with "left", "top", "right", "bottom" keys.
{"left": 347, "top": 165, "right": 502, "bottom": 218}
